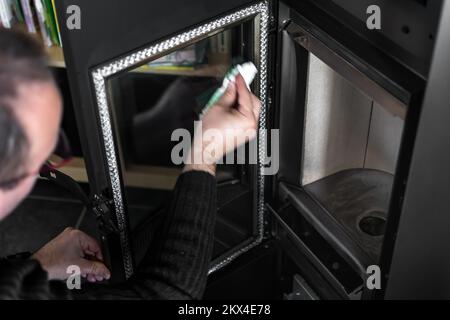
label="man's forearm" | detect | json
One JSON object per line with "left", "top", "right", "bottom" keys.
{"left": 183, "top": 163, "right": 216, "bottom": 176}
{"left": 125, "top": 170, "right": 217, "bottom": 299}
{"left": 135, "top": 170, "right": 217, "bottom": 299}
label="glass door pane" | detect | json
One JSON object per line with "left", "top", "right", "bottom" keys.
{"left": 91, "top": 2, "right": 269, "bottom": 278}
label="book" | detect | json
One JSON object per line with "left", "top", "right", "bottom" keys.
{"left": 20, "top": 0, "right": 36, "bottom": 33}
{"left": 148, "top": 43, "right": 207, "bottom": 68}
{"left": 11, "top": 0, "right": 24, "bottom": 23}
{"left": 50, "top": 0, "right": 61, "bottom": 45}
{"left": 42, "top": 0, "right": 59, "bottom": 45}
{"left": 33, "top": 0, "right": 52, "bottom": 46}
{"left": 145, "top": 65, "right": 195, "bottom": 71}
{"left": 0, "top": 0, "right": 13, "bottom": 28}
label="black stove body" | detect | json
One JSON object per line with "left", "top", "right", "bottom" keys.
{"left": 49, "top": 0, "right": 450, "bottom": 299}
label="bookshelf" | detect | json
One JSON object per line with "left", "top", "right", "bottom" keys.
{"left": 44, "top": 43, "right": 227, "bottom": 76}
{"left": 46, "top": 45, "right": 65, "bottom": 67}
{"left": 133, "top": 63, "right": 228, "bottom": 77}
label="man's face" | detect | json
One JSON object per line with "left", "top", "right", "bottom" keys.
{"left": 0, "top": 81, "right": 62, "bottom": 220}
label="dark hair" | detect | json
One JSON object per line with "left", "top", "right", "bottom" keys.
{"left": 0, "top": 28, "right": 54, "bottom": 190}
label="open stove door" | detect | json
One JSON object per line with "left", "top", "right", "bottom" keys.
{"left": 56, "top": 0, "right": 272, "bottom": 283}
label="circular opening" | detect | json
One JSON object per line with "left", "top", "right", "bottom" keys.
{"left": 401, "top": 25, "right": 411, "bottom": 34}
{"left": 359, "top": 216, "right": 386, "bottom": 237}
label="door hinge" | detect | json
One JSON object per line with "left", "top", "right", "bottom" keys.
{"left": 39, "top": 168, "right": 120, "bottom": 237}
{"left": 268, "top": 15, "right": 277, "bottom": 33}
{"left": 91, "top": 194, "right": 120, "bottom": 236}
{"left": 279, "top": 19, "right": 292, "bottom": 32}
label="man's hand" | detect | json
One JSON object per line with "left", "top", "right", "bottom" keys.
{"left": 32, "top": 227, "right": 111, "bottom": 282}
{"left": 184, "top": 74, "right": 261, "bottom": 175}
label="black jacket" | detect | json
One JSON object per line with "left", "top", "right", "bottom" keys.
{"left": 0, "top": 171, "right": 216, "bottom": 300}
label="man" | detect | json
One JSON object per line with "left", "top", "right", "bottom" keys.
{"left": 0, "top": 29, "right": 260, "bottom": 299}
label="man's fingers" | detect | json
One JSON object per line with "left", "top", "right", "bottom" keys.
{"left": 77, "top": 231, "right": 103, "bottom": 261}
{"left": 78, "top": 260, "right": 111, "bottom": 282}
{"left": 216, "top": 81, "right": 237, "bottom": 107}
{"left": 87, "top": 274, "right": 96, "bottom": 283}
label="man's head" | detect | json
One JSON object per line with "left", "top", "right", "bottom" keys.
{"left": 0, "top": 29, "right": 62, "bottom": 219}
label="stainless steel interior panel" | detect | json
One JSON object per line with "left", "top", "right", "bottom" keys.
{"left": 304, "top": 168, "right": 393, "bottom": 262}
{"left": 365, "top": 102, "right": 404, "bottom": 174}
{"left": 302, "top": 54, "right": 372, "bottom": 185}
{"left": 302, "top": 55, "right": 405, "bottom": 185}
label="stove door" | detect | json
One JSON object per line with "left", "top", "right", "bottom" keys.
{"left": 56, "top": 0, "right": 271, "bottom": 282}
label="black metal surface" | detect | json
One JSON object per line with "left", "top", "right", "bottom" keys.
{"left": 278, "top": 183, "right": 372, "bottom": 278}
{"left": 305, "top": 169, "right": 393, "bottom": 262}
{"left": 204, "top": 241, "right": 278, "bottom": 300}
{"left": 268, "top": 204, "right": 355, "bottom": 298}
{"left": 287, "top": 22, "right": 407, "bottom": 118}
{"left": 275, "top": 29, "right": 308, "bottom": 186}
{"left": 283, "top": 0, "right": 442, "bottom": 79}
{"left": 284, "top": 274, "right": 319, "bottom": 300}
{"left": 380, "top": 0, "right": 450, "bottom": 299}
{"left": 282, "top": 1, "right": 425, "bottom": 105}
{"left": 52, "top": 68, "right": 83, "bottom": 158}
